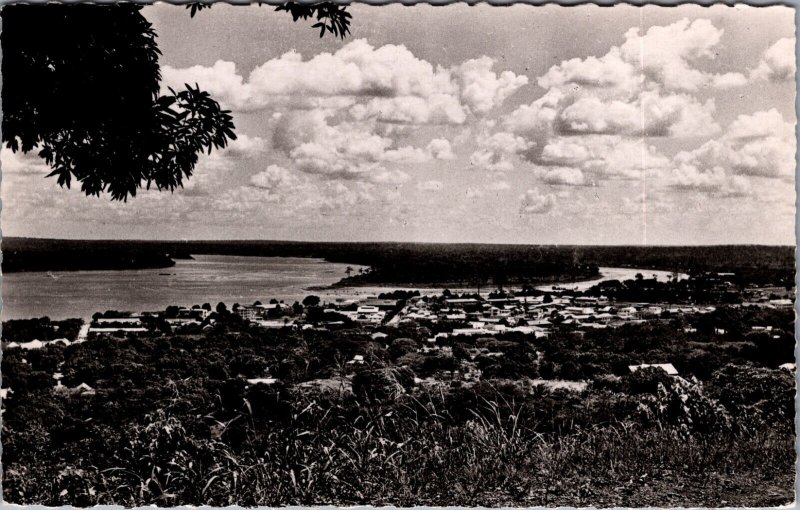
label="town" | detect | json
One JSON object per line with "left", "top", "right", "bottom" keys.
{"left": 3, "top": 270, "right": 795, "bottom": 390}
{"left": 8, "top": 270, "right": 792, "bottom": 341}
{"left": 2, "top": 267, "right": 795, "bottom": 507}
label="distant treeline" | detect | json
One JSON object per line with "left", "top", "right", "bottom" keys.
{"left": 2, "top": 238, "right": 794, "bottom": 285}
{"left": 2, "top": 238, "right": 179, "bottom": 272}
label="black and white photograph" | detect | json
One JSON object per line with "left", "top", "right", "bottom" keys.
{"left": 0, "top": 2, "right": 796, "bottom": 507}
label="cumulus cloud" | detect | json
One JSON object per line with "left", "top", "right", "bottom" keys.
{"left": 272, "top": 109, "right": 429, "bottom": 183}
{"left": 215, "top": 178, "right": 384, "bottom": 220}
{"left": 540, "top": 18, "right": 746, "bottom": 94}
{"left": 468, "top": 131, "right": 531, "bottom": 172}
{"left": 163, "top": 40, "right": 530, "bottom": 192}
{"left": 453, "top": 56, "right": 529, "bottom": 114}
{"left": 350, "top": 95, "right": 467, "bottom": 125}
{"left": 503, "top": 88, "right": 562, "bottom": 136}
{"left": 427, "top": 138, "right": 456, "bottom": 160}
{"left": 417, "top": 180, "right": 444, "bottom": 192}
{"left": 477, "top": 18, "right": 769, "bottom": 190}
{"left": 668, "top": 164, "right": 750, "bottom": 197}
{"left": 537, "top": 48, "right": 638, "bottom": 91}
{"left": 538, "top": 136, "right": 670, "bottom": 182}
{"left": 163, "top": 39, "right": 527, "bottom": 124}
{"left": 180, "top": 134, "right": 268, "bottom": 196}
{"left": 162, "top": 60, "right": 259, "bottom": 112}
{"left": 538, "top": 166, "right": 587, "bottom": 186}
{"left": 221, "top": 134, "right": 268, "bottom": 158}
{"left": 666, "top": 109, "right": 795, "bottom": 195}
{"left": 469, "top": 149, "right": 515, "bottom": 173}
{"left": 0, "top": 148, "right": 51, "bottom": 174}
{"left": 511, "top": 75, "right": 720, "bottom": 140}
{"left": 249, "top": 164, "right": 300, "bottom": 192}
{"left": 673, "top": 108, "right": 795, "bottom": 180}
{"left": 751, "top": 38, "right": 796, "bottom": 82}
{"left": 617, "top": 18, "right": 747, "bottom": 92}
{"left": 496, "top": 17, "right": 742, "bottom": 168}
{"left": 519, "top": 188, "right": 556, "bottom": 215}
{"left": 555, "top": 91, "right": 719, "bottom": 138}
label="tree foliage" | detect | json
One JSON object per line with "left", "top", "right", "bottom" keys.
{"left": 274, "top": 2, "right": 352, "bottom": 39}
{"left": 2, "top": 5, "right": 237, "bottom": 201}
{"left": 187, "top": 2, "right": 352, "bottom": 39}
{"left": 2, "top": 3, "right": 352, "bottom": 201}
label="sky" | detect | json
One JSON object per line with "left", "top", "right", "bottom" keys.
{"left": 1, "top": 4, "right": 796, "bottom": 244}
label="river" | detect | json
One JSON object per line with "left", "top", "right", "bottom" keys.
{"left": 1, "top": 256, "right": 688, "bottom": 320}
{"left": 534, "top": 267, "right": 687, "bottom": 292}
{"left": 2, "top": 255, "right": 372, "bottom": 320}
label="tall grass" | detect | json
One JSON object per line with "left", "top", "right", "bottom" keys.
{"left": 4, "top": 389, "right": 793, "bottom": 507}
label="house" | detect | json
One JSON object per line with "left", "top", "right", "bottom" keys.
{"left": 769, "top": 299, "right": 793, "bottom": 308}
{"left": 564, "top": 306, "right": 595, "bottom": 315}
{"left": 346, "top": 354, "right": 365, "bottom": 365}
{"left": 595, "top": 313, "right": 614, "bottom": 323}
{"left": 236, "top": 306, "right": 262, "bottom": 321}
{"left": 6, "top": 338, "right": 72, "bottom": 350}
{"left": 445, "top": 298, "right": 481, "bottom": 309}
{"left": 254, "top": 320, "right": 294, "bottom": 329}
{"left": 645, "top": 306, "right": 663, "bottom": 316}
{"left": 628, "top": 363, "right": 679, "bottom": 376}
{"left": 363, "top": 299, "right": 399, "bottom": 311}
{"left": 247, "top": 378, "right": 278, "bottom": 385}
{"left": 165, "top": 318, "right": 201, "bottom": 326}
{"left": 59, "top": 383, "right": 96, "bottom": 396}
{"left": 95, "top": 317, "right": 143, "bottom": 325}
{"left": 451, "top": 328, "right": 493, "bottom": 337}
{"left": 15, "top": 340, "right": 45, "bottom": 350}
{"left": 356, "top": 311, "right": 385, "bottom": 324}
{"left": 88, "top": 327, "right": 148, "bottom": 334}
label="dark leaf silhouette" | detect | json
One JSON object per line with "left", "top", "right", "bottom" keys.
{"left": 187, "top": 2, "right": 352, "bottom": 39}
{"left": 1, "top": 5, "right": 237, "bottom": 201}
{"left": 187, "top": 2, "right": 211, "bottom": 18}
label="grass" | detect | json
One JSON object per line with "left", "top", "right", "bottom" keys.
{"left": 4, "top": 391, "right": 794, "bottom": 507}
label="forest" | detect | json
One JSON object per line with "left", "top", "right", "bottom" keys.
{"left": 1, "top": 305, "right": 795, "bottom": 507}
{"left": 3, "top": 237, "right": 794, "bottom": 286}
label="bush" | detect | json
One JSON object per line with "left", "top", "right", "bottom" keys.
{"left": 352, "top": 367, "right": 412, "bottom": 403}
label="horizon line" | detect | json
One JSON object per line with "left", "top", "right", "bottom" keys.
{"left": 3, "top": 235, "right": 795, "bottom": 249}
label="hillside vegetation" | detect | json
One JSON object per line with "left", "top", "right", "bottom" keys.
{"left": 2, "top": 309, "right": 794, "bottom": 506}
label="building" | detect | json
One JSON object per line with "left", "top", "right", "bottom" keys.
{"left": 236, "top": 306, "right": 262, "bottom": 321}
{"left": 628, "top": 363, "right": 679, "bottom": 376}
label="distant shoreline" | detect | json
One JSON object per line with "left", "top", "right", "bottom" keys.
{"left": 312, "top": 272, "right": 606, "bottom": 292}
{"left": 3, "top": 238, "right": 793, "bottom": 289}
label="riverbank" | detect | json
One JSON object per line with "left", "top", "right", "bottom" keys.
{"left": 316, "top": 267, "right": 685, "bottom": 294}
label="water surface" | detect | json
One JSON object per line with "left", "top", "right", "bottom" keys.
{"left": 2, "top": 255, "right": 688, "bottom": 320}
{"left": 2, "top": 255, "right": 367, "bottom": 320}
